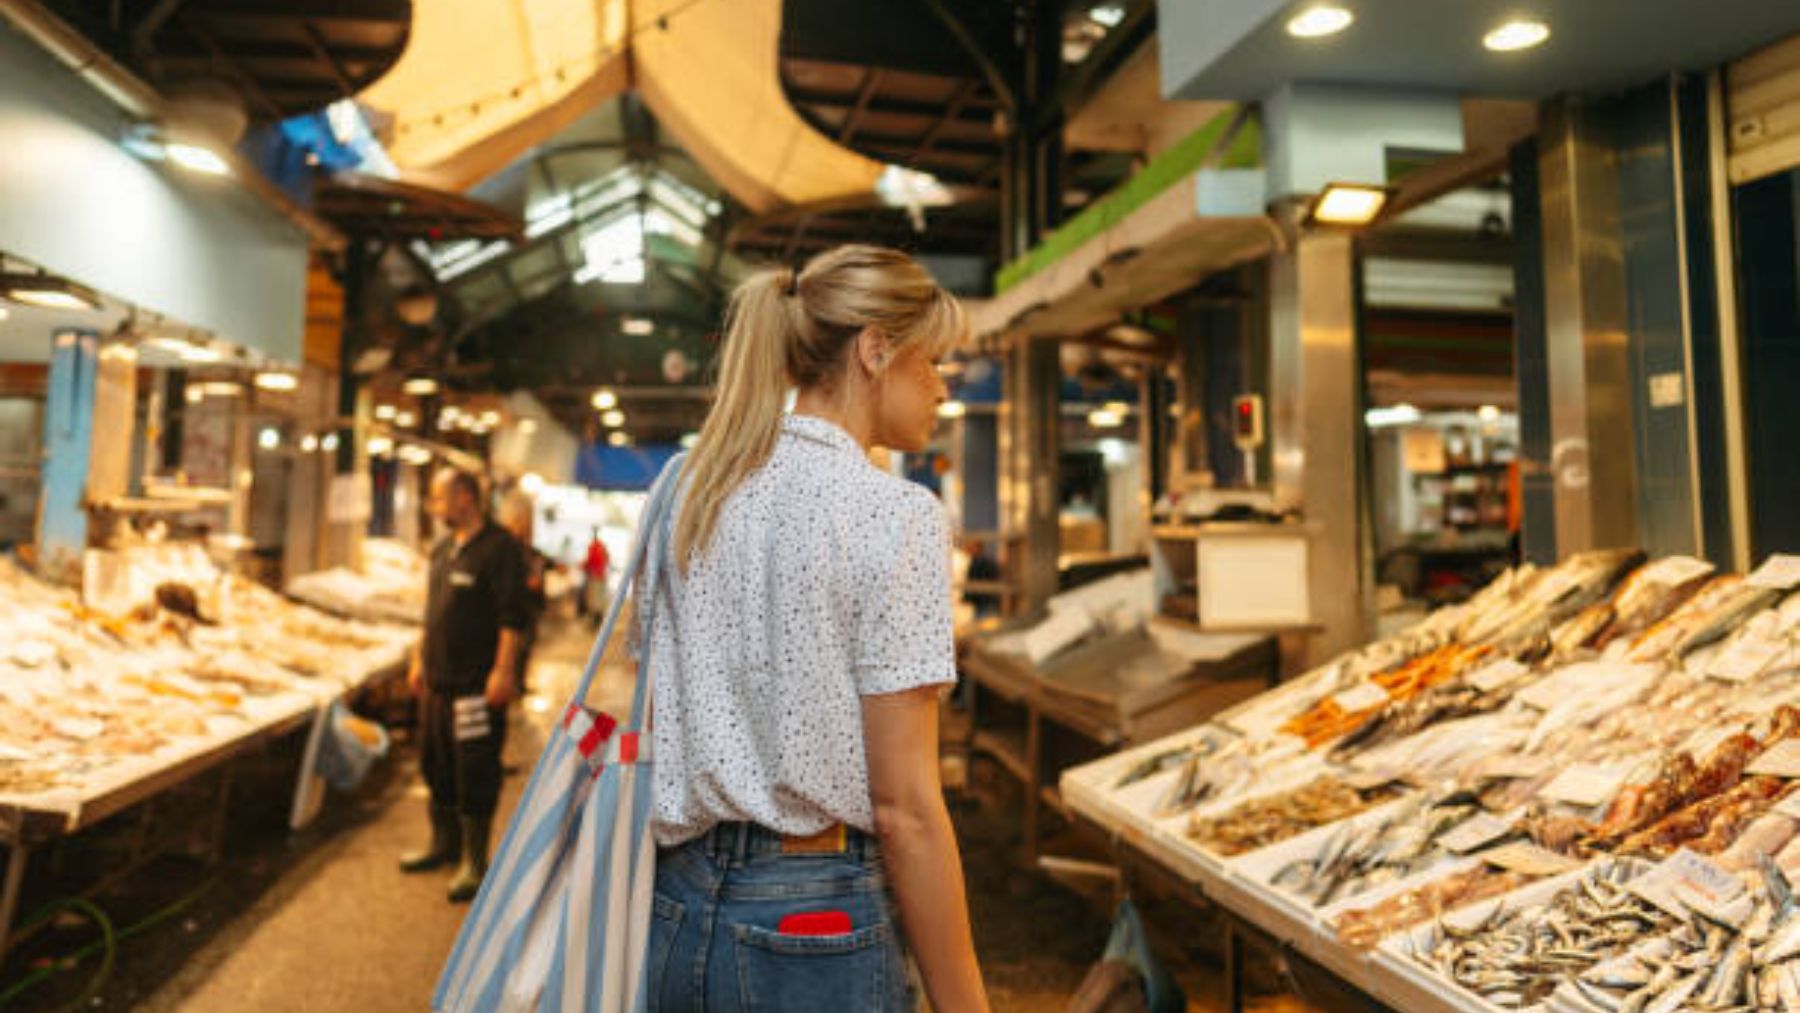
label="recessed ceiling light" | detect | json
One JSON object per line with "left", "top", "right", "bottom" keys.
{"left": 592, "top": 389, "right": 618, "bottom": 411}
{"left": 1309, "top": 183, "right": 1391, "bottom": 226}
{"left": 607, "top": 431, "right": 630, "bottom": 447}
{"left": 403, "top": 377, "right": 439, "bottom": 396}
{"left": 620, "top": 317, "right": 654, "bottom": 337}
{"left": 601, "top": 409, "right": 625, "bottom": 428}
{"left": 1484, "top": 19, "right": 1549, "bottom": 52}
{"left": 1286, "top": 5, "right": 1353, "bottom": 39}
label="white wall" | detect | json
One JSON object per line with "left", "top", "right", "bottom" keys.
{"left": 0, "top": 22, "right": 306, "bottom": 363}
{"left": 490, "top": 391, "right": 580, "bottom": 485}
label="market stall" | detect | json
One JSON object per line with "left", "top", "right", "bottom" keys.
{"left": 1062, "top": 550, "right": 1800, "bottom": 1011}
{"left": 0, "top": 548, "right": 416, "bottom": 953}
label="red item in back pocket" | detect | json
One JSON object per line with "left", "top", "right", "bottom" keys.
{"left": 777, "top": 910, "right": 853, "bottom": 936}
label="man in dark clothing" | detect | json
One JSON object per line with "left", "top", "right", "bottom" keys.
{"left": 400, "top": 468, "right": 528, "bottom": 903}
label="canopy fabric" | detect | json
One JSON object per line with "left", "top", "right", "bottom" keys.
{"left": 358, "top": 0, "right": 631, "bottom": 191}
{"left": 357, "top": 0, "right": 882, "bottom": 212}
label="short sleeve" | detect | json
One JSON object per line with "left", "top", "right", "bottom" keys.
{"left": 493, "top": 535, "right": 530, "bottom": 633}
{"left": 853, "top": 487, "right": 958, "bottom": 696}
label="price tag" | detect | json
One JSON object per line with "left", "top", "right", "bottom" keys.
{"left": 1468, "top": 658, "right": 1529, "bottom": 694}
{"left": 1331, "top": 681, "right": 1390, "bottom": 713}
{"left": 1537, "top": 763, "right": 1630, "bottom": 809}
{"left": 1480, "top": 842, "right": 1582, "bottom": 877}
{"left": 1749, "top": 555, "right": 1800, "bottom": 592}
{"left": 1637, "top": 555, "right": 1715, "bottom": 588}
{"left": 1629, "top": 849, "right": 1745, "bottom": 920}
{"left": 1748, "top": 739, "right": 1800, "bottom": 779}
{"left": 1708, "top": 637, "right": 1784, "bottom": 683}
{"left": 1482, "top": 753, "right": 1552, "bottom": 781}
{"left": 1440, "top": 809, "right": 1522, "bottom": 854}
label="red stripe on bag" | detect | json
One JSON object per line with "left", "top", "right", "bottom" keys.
{"left": 578, "top": 712, "right": 618, "bottom": 758}
{"left": 563, "top": 704, "right": 582, "bottom": 730}
{"left": 619, "top": 733, "right": 638, "bottom": 764}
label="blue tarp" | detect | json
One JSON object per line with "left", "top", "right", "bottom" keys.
{"left": 575, "top": 444, "right": 681, "bottom": 490}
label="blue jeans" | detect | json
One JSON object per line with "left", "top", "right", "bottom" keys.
{"left": 646, "top": 823, "right": 917, "bottom": 1012}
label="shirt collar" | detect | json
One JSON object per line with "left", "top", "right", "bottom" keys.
{"left": 780, "top": 413, "right": 864, "bottom": 457}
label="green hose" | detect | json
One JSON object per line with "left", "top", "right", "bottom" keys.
{"left": 0, "top": 875, "right": 217, "bottom": 1011}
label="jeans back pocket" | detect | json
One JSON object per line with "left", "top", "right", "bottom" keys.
{"left": 646, "top": 894, "right": 685, "bottom": 1012}
{"left": 731, "top": 921, "right": 892, "bottom": 1012}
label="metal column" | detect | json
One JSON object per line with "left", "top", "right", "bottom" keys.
{"left": 1006, "top": 339, "right": 1061, "bottom": 615}
{"left": 1269, "top": 233, "right": 1369, "bottom": 663}
{"left": 35, "top": 328, "right": 98, "bottom": 585}
{"left": 1537, "top": 99, "right": 1638, "bottom": 556}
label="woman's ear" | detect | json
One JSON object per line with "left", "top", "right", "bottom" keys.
{"left": 855, "top": 327, "right": 890, "bottom": 375}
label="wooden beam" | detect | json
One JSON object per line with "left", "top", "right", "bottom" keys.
{"left": 838, "top": 68, "right": 883, "bottom": 144}
{"left": 299, "top": 20, "right": 355, "bottom": 95}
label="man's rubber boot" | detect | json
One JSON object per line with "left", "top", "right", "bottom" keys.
{"left": 399, "top": 805, "right": 460, "bottom": 873}
{"left": 447, "top": 814, "right": 492, "bottom": 903}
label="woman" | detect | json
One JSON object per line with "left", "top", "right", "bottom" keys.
{"left": 641, "top": 245, "right": 988, "bottom": 1011}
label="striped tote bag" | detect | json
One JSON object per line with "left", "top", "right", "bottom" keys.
{"left": 434, "top": 454, "right": 684, "bottom": 1013}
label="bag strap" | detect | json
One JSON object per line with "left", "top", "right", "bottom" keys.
{"left": 568, "top": 453, "right": 686, "bottom": 717}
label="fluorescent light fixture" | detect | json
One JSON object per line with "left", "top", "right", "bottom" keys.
{"left": 601, "top": 409, "right": 625, "bottom": 428}
{"left": 591, "top": 389, "right": 618, "bottom": 411}
{"left": 621, "top": 316, "right": 655, "bottom": 336}
{"left": 180, "top": 342, "right": 222, "bottom": 364}
{"left": 680, "top": 432, "right": 700, "bottom": 449}
{"left": 1088, "top": 3, "right": 1126, "bottom": 28}
{"left": 185, "top": 387, "right": 204, "bottom": 404}
{"left": 321, "top": 432, "right": 341, "bottom": 452}
{"left": 938, "top": 400, "right": 967, "bottom": 419}
{"left": 300, "top": 434, "right": 320, "bottom": 453}
{"left": 607, "top": 431, "right": 630, "bottom": 447}
{"left": 1310, "top": 183, "right": 1391, "bottom": 226}
{"left": 258, "top": 427, "right": 280, "bottom": 450}
{"left": 1087, "top": 408, "right": 1125, "bottom": 429}
{"left": 165, "top": 142, "right": 231, "bottom": 176}
{"left": 368, "top": 436, "right": 395, "bottom": 456}
{"left": 1366, "top": 404, "right": 1423, "bottom": 428}
{"left": 520, "top": 472, "right": 545, "bottom": 495}
{"left": 1484, "top": 19, "right": 1549, "bottom": 52}
{"left": 0, "top": 272, "right": 102, "bottom": 311}
{"left": 1102, "top": 400, "right": 1132, "bottom": 415}
{"left": 374, "top": 404, "right": 398, "bottom": 420}
{"left": 1286, "top": 5, "right": 1353, "bottom": 38}
{"left": 254, "top": 371, "right": 299, "bottom": 392}
{"left": 403, "top": 377, "right": 439, "bottom": 396}
{"left": 194, "top": 381, "right": 243, "bottom": 398}
{"left": 1478, "top": 404, "right": 1501, "bottom": 422}
{"left": 395, "top": 411, "right": 418, "bottom": 428}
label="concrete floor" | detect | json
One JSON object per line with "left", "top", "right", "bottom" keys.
{"left": 3, "top": 615, "right": 1331, "bottom": 1012}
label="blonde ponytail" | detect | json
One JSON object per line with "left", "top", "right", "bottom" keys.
{"left": 674, "top": 245, "right": 967, "bottom": 569}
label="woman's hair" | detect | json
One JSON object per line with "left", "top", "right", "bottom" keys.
{"left": 673, "top": 244, "right": 965, "bottom": 569}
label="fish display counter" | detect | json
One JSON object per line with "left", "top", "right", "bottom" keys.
{"left": 1060, "top": 550, "right": 1800, "bottom": 1011}
{"left": 0, "top": 554, "right": 418, "bottom": 949}
{"left": 284, "top": 537, "right": 430, "bottom": 625}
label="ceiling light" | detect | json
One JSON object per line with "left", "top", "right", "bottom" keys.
{"left": 1309, "top": 183, "right": 1391, "bottom": 226}
{"left": 254, "top": 371, "right": 299, "bottom": 392}
{"left": 179, "top": 342, "right": 222, "bottom": 364}
{"left": 591, "top": 389, "right": 618, "bottom": 411}
{"left": 938, "top": 401, "right": 967, "bottom": 419}
{"left": 607, "top": 431, "right": 630, "bottom": 447}
{"left": 1103, "top": 400, "right": 1131, "bottom": 415}
{"left": 1365, "top": 404, "right": 1423, "bottom": 428}
{"left": 257, "top": 427, "right": 280, "bottom": 450}
{"left": 518, "top": 418, "right": 538, "bottom": 434}
{"left": 321, "top": 433, "right": 340, "bottom": 452}
{"left": 399, "top": 445, "right": 434, "bottom": 466}
{"left": 194, "top": 381, "right": 243, "bottom": 398}
{"left": 374, "top": 404, "right": 397, "bottom": 420}
{"left": 403, "top": 377, "right": 439, "bottom": 396}
{"left": 0, "top": 306, "right": 9, "bottom": 321}
{"left": 395, "top": 411, "right": 418, "bottom": 427}
{"left": 1088, "top": 3, "right": 1126, "bottom": 28}
{"left": 601, "top": 409, "right": 625, "bottom": 428}
{"left": 0, "top": 272, "right": 102, "bottom": 311}
{"left": 680, "top": 432, "right": 700, "bottom": 449}
{"left": 1286, "top": 5, "right": 1353, "bottom": 39}
{"left": 165, "top": 142, "right": 231, "bottom": 177}
{"left": 185, "top": 386, "right": 204, "bottom": 404}
{"left": 1484, "top": 19, "right": 1549, "bottom": 52}
{"left": 300, "top": 434, "right": 320, "bottom": 453}
{"left": 437, "top": 412, "right": 456, "bottom": 431}
{"left": 621, "top": 317, "right": 654, "bottom": 337}
{"left": 1087, "top": 408, "right": 1124, "bottom": 429}
{"left": 480, "top": 410, "right": 502, "bottom": 427}
{"left": 368, "top": 436, "right": 394, "bottom": 456}
{"left": 1478, "top": 404, "right": 1501, "bottom": 422}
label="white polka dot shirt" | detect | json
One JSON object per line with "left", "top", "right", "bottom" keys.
{"left": 645, "top": 413, "right": 958, "bottom": 846}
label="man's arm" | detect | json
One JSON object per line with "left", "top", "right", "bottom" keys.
{"left": 485, "top": 538, "right": 530, "bottom": 708}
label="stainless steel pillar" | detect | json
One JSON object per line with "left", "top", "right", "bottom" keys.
{"left": 1537, "top": 99, "right": 1639, "bottom": 555}
{"left": 1269, "top": 233, "right": 1370, "bottom": 663}
{"left": 1004, "top": 338, "right": 1061, "bottom": 615}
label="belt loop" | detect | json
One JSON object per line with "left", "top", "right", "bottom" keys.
{"left": 733, "top": 823, "right": 750, "bottom": 865}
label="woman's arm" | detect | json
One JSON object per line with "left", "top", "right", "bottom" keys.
{"left": 863, "top": 687, "right": 988, "bottom": 1013}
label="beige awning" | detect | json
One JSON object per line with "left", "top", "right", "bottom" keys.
{"left": 358, "top": 0, "right": 881, "bottom": 211}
